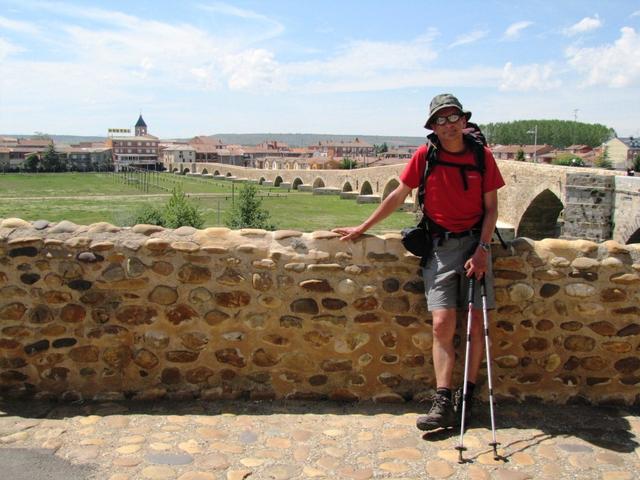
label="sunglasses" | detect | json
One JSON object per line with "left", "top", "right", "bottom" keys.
{"left": 433, "top": 113, "right": 462, "bottom": 126}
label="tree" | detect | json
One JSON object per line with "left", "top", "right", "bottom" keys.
{"left": 515, "top": 149, "right": 525, "bottom": 161}
{"left": 594, "top": 147, "right": 612, "bottom": 169}
{"left": 162, "top": 187, "right": 205, "bottom": 229}
{"left": 41, "top": 143, "right": 66, "bottom": 172}
{"left": 340, "top": 157, "right": 357, "bottom": 169}
{"left": 480, "top": 120, "right": 615, "bottom": 148}
{"left": 224, "top": 183, "right": 275, "bottom": 230}
{"left": 374, "top": 142, "right": 388, "bottom": 155}
{"left": 23, "top": 154, "right": 40, "bottom": 172}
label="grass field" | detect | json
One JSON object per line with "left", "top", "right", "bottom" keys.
{"left": 0, "top": 172, "right": 415, "bottom": 233}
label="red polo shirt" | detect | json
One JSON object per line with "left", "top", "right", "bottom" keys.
{"left": 400, "top": 144, "right": 505, "bottom": 232}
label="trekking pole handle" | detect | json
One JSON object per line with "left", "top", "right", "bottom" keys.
{"left": 467, "top": 277, "right": 475, "bottom": 304}
{"left": 480, "top": 276, "right": 487, "bottom": 297}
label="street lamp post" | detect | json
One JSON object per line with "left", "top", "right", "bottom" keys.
{"left": 527, "top": 125, "right": 538, "bottom": 163}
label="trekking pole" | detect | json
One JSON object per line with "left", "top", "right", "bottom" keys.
{"left": 480, "top": 276, "right": 502, "bottom": 461}
{"left": 455, "top": 276, "right": 475, "bottom": 464}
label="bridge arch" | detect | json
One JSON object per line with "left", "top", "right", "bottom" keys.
{"left": 382, "top": 179, "right": 400, "bottom": 201}
{"left": 517, "top": 189, "right": 564, "bottom": 240}
{"left": 274, "top": 176, "right": 283, "bottom": 187}
{"left": 292, "top": 178, "right": 303, "bottom": 190}
{"left": 360, "top": 181, "right": 373, "bottom": 195}
{"left": 624, "top": 219, "right": 640, "bottom": 244}
{"left": 313, "top": 178, "right": 325, "bottom": 189}
{"left": 342, "top": 182, "right": 353, "bottom": 192}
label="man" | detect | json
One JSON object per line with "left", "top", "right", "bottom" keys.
{"left": 333, "top": 93, "right": 505, "bottom": 430}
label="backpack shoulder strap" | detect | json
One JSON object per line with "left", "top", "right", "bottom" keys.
{"left": 417, "top": 139, "right": 435, "bottom": 210}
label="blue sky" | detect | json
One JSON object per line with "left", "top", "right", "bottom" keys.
{"left": 1, "top": 0, "right": 639, "bottom": 139}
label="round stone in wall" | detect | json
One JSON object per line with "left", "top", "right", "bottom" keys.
{"left": 337, "top": 279, "right": 357, "bottom": 295}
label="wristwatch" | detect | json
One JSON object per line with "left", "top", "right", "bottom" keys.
{"left": 479, "top": 241, "right": 491, "bottom": 252}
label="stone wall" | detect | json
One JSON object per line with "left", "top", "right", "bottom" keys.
{"left": 613, "top": 175, "right": 640, "bottom": 244}
{"left": 563, "top": 173, "right": 615, "bottom": 241}
{"left": 1, "top": 218, "right": 639, "bottom": 405}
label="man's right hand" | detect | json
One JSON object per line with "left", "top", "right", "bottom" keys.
{"left": 332, "top": 226, "right": 365, "bottom": 241}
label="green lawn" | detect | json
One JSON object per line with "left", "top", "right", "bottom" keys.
{"left": 0, "top": 172, "right": 415, "bottom": 233}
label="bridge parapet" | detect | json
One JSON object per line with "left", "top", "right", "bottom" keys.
{"left": 1, "top": 218, "right": 639, "bottom": 405}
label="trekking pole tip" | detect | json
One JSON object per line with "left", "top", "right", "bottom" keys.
{"left": 454, "top": 445, "right": 467, "bottom": 464}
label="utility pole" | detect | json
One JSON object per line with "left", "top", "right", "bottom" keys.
{"left": 527, "top": 125, "right": 538, "bottom": 162}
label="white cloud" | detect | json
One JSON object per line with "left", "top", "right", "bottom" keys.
{"left": 196, "top": 2, "right": 284, "bottom": 40}
{"left": 0, "top": 37, "right": 24, "bottom": 60}
{"left": 499, "top": 62, "right": 561, "bottom": 91}
{"left": 220, "top": 49, "right": 286, "bottom": 91}
{"left": 566, "top": 27, "right": 640, "bottom": 87}
{"left": 449, "top": 29, "right": 489, "bottom": 48}
{"left": 564, "top": 15, "right": 602, "bottom": 36}
{"left": 0, "top": 15, "right": 40, "bottom": 34}
{"left": 8, "top": 2, "right": 287, "bottom": 93}
{"left": 286, "top": 33, "right": 439, "bottom": 78}
{"left": 503, "top": 21, "right": 533, "bottom": 40}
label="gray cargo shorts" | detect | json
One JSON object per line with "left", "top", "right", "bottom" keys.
{"left": 421, "top": 234, "right": 495, "bottom": 311}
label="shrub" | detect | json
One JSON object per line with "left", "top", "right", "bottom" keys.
{"left": 552, "top": 154, "right": 585, "bottom": 167}
{"left": 340, "top": 157, "right": 357, "bottom": 169}
{"left": 162, "top": 187, "right": 205, "bottom": 229}
{"left": 133, "top": 204, "right": 165, "bottom": 226}
{"left": 224, "top": 183, "right": 275, "bottom": 230}
{"left": 594, "top": 156, "right": 612, "bottom": 169}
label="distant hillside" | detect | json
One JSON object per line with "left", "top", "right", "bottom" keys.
{"left": 1, "top": 134, "right": 106, "bottom": 144}
{"left": 205, "top": 133, "right": 425, "bottom": 147}
{"left": 2, "top": 132, "right": 426, "bottom": 147}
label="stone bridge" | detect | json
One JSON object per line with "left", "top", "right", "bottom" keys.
{"left": 170, "top": 160, "right": 640, "bottom": 244}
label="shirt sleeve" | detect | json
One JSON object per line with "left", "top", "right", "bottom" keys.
{"left": 482, "top": 147, "right": 505, "bottom": 193}
{"left": 399, "top": 144, "right": 428, "bottom": 189}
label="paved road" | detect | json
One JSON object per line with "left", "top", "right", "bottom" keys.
{"left": 0, "top": 398, "right": 638, "bottom": 479}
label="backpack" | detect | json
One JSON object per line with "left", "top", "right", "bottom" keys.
{"left": 415, "top": 122, "right": 507, "bottom": 248}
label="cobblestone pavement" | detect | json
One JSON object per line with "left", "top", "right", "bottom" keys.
{"left": 0, "top": 399, "right": 638, "bottom": 480}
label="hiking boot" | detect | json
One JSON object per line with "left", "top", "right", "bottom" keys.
{"left": 454, "top": 387, "right": 474, "bottom": 427}
{"left": 416, "top": 393, "right": 456, "bottom": 431}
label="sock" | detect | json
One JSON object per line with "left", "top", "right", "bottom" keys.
{"left": 465, "top": 382, "right": 475, "bottom": 399}
{"left": 436, "top": 387, "right": 452, "bottom": 401}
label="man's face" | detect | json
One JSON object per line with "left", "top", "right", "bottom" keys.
{"left": 432, "top": 107, "right": 466, "bottom": 141}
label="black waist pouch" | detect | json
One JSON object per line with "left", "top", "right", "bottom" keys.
{"left": 401, "top": 217, "right": 433, "bottom": 260}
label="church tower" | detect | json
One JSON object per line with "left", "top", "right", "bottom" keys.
{"left": 135, "top": 114, "right": 147, "bottom": 136}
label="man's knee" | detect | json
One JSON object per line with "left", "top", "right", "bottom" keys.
{"left": 431, "top": 310, "right": 457, "bottom": 341}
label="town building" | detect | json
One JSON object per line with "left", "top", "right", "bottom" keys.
{"left": 57, "top": 142, "right": 112, "bottom": 171}
{"left": 316, "top": 138, "right": 375, "bottom": 159}
{"left": 492, "top": 144, "right": 554, "bottom": 162}
{"left": 105, "top": 115, "right": 160, "bottom": 171}
{"left": 0, "top": 138, "right": 53, "bottom": 171}
{"left": 605, "top": 137, "right": 640, "bottom": 170}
